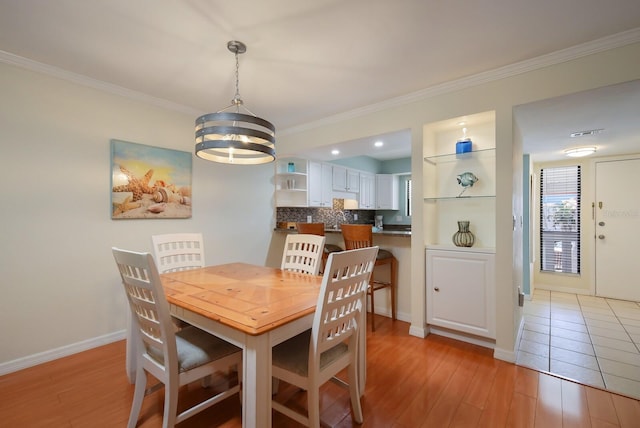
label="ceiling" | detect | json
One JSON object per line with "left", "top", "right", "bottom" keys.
{"left": 515, "top": 79, "right": 640, "bottom": 162}
{"left": 1, "top": 1, "right": 639, "bottom": 161}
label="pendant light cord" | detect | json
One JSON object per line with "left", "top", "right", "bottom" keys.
{"left": 233, "top": 50, "right": 243, "bottom": 108}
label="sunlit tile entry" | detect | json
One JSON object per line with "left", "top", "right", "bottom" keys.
{"left": 517, "top": 290, "right": 640, "bottom": 399}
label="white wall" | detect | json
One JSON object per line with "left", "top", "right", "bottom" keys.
{"left": 277, "top": 41, "right": 640, "bottom": 360}
{"left": 0, "top": 63, "right": 275, "bottom": 371}
{"left": 2, "top": 39, "right": 640, "bottom": 373}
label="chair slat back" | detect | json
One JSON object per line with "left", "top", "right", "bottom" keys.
{"left": 112, "top": 248, "right": 176, "bottom": 371}
{"left": 281, "top": 234, "right": 326, "bottom": 276}
{"left": 312, "top": 247, "right": 378, "bottom": 357}
{"left": 296, "top": 222, "right": 326, "bottom": 236}
{"left": 151, "top": 233, "right": 205, "bottom": 273}
{"left": 340, "top": 224, "right": 374, "bottom": 250}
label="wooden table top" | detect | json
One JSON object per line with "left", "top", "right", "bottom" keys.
{"left": 161, "top": 263, "right": 323, "bottom": 335}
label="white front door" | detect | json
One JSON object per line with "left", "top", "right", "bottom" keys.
{"left": 595, "top": 158, "right": 640, "bottom": 301}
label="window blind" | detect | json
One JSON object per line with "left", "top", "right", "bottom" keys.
{"left": 539, "top": 166, "right": 581, "bottom": 274}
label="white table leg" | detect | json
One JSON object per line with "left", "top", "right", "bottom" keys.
{"left": 243, "top": 333, "right": 272, "bottom": 428}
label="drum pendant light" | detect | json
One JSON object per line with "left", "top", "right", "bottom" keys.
{"left": 195, "top": 41, "right": 275, "bottom": 164}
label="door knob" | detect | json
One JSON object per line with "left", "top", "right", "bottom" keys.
{"left": 598, "top": 221, "right": 605, "bottom": 226}
{"left": 434, "top": 287, "right": 440, "bottom": 292}
{"left": 598, "top": 235, "right": 605, "bottom": 239}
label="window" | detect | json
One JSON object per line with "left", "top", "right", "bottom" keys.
{"left": 406, "top": 178, "right": 412, "bottom": 217}
{"left": 539, "top": 166, "right": 581, "bottom": 274}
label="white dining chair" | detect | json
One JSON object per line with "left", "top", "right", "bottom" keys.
{"left": 151, "top": 233, "right": 205, "bottom": 273}
{"left": 280, "top": 233, "right": 326, "bottom": 276}
{"left": 271, "top": 246, "right": 378, "bottom": 427}
{"left": 112, "top": 247, "right": 242, "bottom": 428}
{"left": 124, "top": 234, "right": 206, "bottom": 383}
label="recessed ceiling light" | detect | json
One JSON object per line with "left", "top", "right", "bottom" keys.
{"left": 331, "top": 149, "right": 340, "bottom": 156}
{"left": 374, "top": 141, "right": 384, "bottom": 147}
{"left": 569, "top": 128, "right": 604, "bottom": 138}
{"left": 564, "top": 147, "right": 597, "bottom": 157}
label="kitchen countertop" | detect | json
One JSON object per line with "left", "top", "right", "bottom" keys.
{"left": 274, "top": 227, "right": 411, "bottom": 237}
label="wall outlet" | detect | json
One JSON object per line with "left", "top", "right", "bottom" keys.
{"left": 354, "top": 214, "right": 358, "bottom": 221}
{"left": 307, "top": 215, "right": 312, "bottom": 223}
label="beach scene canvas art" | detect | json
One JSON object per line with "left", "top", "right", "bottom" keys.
{"left": 110, "top": 139, "right": 192, "bottom": 219}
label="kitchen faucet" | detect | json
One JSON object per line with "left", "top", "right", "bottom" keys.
{"left": 334, "top": 210, "right": 347, "bottom": 229}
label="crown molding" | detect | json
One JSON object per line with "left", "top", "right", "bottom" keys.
{"left": 0, "top": 49, "right": 200, "bottom": 116}
{"left": 281, "top": 27, "right": 640, "bottom": 136}
{"left": 2, "top": 27, "right": 639, "bottom": 134}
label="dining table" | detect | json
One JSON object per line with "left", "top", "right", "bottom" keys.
{"left": 125, "top": 262, "right": 367, "bottom": 428}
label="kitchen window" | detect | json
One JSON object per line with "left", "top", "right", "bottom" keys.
{"left": 406, "top": 178, "right": 412, "bottom": 216}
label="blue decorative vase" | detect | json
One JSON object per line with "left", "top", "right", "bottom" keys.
{"left": 456, "top": 139, "right": 472, "bottom": 154}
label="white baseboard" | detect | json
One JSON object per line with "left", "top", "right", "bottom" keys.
{"left": 494, "top": 347, "right": 517, "bottom": 363}
{"left": 493, "top": 316, "right": 524, "bottom": 363}
{"left": 0, "top": 330, "right": 126, "bottom": 376}
{"left": 428, "top": 326, "right": 495, "bottom": 349}
{"left": 409, "top": 324, "right": 427, "bottom": 338}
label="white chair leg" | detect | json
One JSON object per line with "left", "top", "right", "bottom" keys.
{"left": 128, "top": 367, "right": 147, "bottom": 428}
{"left": 307, "top": 387, "right": 321, "bottom": 428}
{"left": 163, "top": 382, "right": 179, "bottom": 428}
{"left": 348, "top": 362, "right": 363, "bottom": 423}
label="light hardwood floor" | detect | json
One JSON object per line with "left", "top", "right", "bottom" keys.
{"left": 1, "top": 317, "right": 640, "bottom": 427}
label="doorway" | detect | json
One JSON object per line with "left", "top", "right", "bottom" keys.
{"left": 595, "top": 157, "right": 640, "bottom": 301}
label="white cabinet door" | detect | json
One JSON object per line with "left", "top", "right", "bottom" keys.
{"left": 333, "top": 165, "right": 360, "bottom": 192}
{"left": 375, "top": 174, "right": 399, "bottom": 209}
{"left": 332, "top": 165, "right": 347, "bottom": 191}
{"left": 426, "top": 248, "right": 495, "bottom": 339}
{"left": 308, "top": 161, "right": 332, "bottom": 207}
{"left": 346, "top": 169, "right": 360, "bottom": 193}
{"left": 359, "top": 172, "right": 376, "bottom": 209}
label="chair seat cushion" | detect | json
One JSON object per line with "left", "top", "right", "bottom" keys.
{"left": 148, "top": 326, "right": 241, "bottom": 372}
{"left": 377, "top": 249, "right": 394, "bottom": 260}
{"left": 272, "top": 330, "right": 348, "bottom": 377}
{"left": 324, "top": 244, "right": 342, "bottom": 254}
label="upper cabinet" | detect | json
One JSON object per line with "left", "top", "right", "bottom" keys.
{"left": 359, "top": 172, "right": 376, "bottom": 210}
{"left": 332, "top": 165, "right": 360, "bottom": 192}
{"left": 376, "top": 174, "right": 399, "bottom": 210}
{"left": 308, "top": 161, "right": 333, "bottom": 207}
{"left": 275, "top": 158, "right": 308, "bottom": 207}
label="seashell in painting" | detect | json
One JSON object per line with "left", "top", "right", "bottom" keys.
{"left": 147, "top": 203, "right": 166, "bottom": 213}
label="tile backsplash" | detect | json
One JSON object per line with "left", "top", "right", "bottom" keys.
{"left": 277, "top": 199, "right": 375, "bottom": 228}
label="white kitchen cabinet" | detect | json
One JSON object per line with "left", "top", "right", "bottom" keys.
{"left": 346, "top": 169, "right": 360, "bottom": 193}
{"left": 426, "top": 247, "right": 495, "bottom": 339}
{"left": 375, "top": 174, "right": 398, "bottom": 209}
{"left": 359, "top": 172, "right": 376, "bottom": 209}
{"left": 275, "top": 158, "right": 308, "bottom": 207}
{"left": 332, "top": 165, "right": 360, "bottom": 192}
{"left": 308, "top": 161, "right": 333, "bottom": 207}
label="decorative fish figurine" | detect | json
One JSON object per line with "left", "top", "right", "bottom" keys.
{"left": 456, "top": 172, "right": 479, "bottom": 196}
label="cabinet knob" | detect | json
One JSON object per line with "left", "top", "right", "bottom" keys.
{"left": 434, "top": 287, "right": 440, "bottom": 292}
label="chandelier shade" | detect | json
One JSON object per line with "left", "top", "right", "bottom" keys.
{"left": 195, "top": 112, "right": 275, "bottom": 164}
{"left": 195, "top": 40, "right": 275, "bottom": 165}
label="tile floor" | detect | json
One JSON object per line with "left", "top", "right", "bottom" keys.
{"left": 517, "top": 289, "right": 640, "bottom": 399}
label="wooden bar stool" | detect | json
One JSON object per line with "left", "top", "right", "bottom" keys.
{"left": 340, "top": 224, "right": 397, "bottom": 331}
{"left": 295, "top": 222, "right": 342, "bottom": 273}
